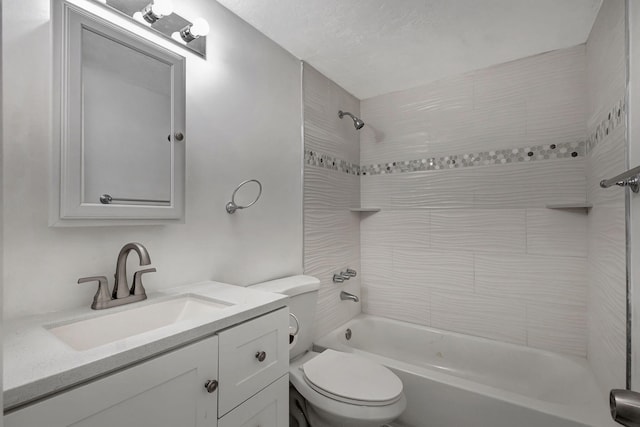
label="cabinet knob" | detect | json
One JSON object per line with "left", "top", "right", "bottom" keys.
{"left": 204, "top": 379, "right": 218, "bottom": 393}
{"left": 255, "top": 351, "right": 267, "bottom": 362}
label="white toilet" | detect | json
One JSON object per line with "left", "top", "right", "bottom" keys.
{"left": 251, "top": 275, "right": 406, "bottom": 427}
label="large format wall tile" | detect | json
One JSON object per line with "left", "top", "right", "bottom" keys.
{"left": 430, "top": 209, "right": 526, "bottom": 254}
{"left": 586, "top": 0, "right": 627, "bottom": 126}
{"left": 587, "top": 125, "right": 627, "bottom": 206}
{"left": 360, "top": 210, "right": 429, "bottom": 251}
{"left": 361, "top": 159, "right": 586, "bottom": 209}
{"left": 359, "top": 45, "right": 590, "bottom": 358}
{"left": 303, "top": 64, "right": 361, "bottom": 340}
{"left": 526, "top": 209, "right": 588, "bottom": 257}
{"left": 305, "top": 167, "right": 360, "bottom": 210}
{"left": 526, "top": 301, "right": 587, "bottom": 356}
{"left": 587, "top": 202, "right": 627, "bottom": 390}
{"left": 472, "top": 160, "right": 586, "bottom": 208}
{"left": 304, "top": 209, "right": 359, "bottom": 270}
{"left": 431, "top": 291, "right": 527, "bottom": 345}
{"left": 393, "top": 248, "right": 474, "bottom": 293}
{"left": 362, "top": 274, "right": 430, "bottom": 326}
{"left": 360, "top": 73, "right": 475, "bottom": 165}
{"left": 361, "top": 45, "right": 586, "bottom": 164}
{"left": 304, "top": 64, "right": 360, "bottom": 164}
{"left": 585, "top": 0, "right": 628, "bottom": 392}
{"left": 474, "top": 254, "right": 587, "bottom": 306}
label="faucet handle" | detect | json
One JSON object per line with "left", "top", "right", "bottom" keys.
{"left": 339, "top": 272, "right": 351, "bottom": 280}
{"left": 78, "top": 276, "right": 111, "bottom": 310}
{"left": 345, "top": 268, "right": 357, "bottom": 277}
{"left": 131, "top": 268, "right": 156, "bottom": 297}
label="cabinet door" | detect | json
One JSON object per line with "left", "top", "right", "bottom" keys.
{"left": 218, "top": 308, "right": 289, "bottom": 416}
{"left": 5, "top": 336, "right": 218, "bottom": 427}
{"left": 218, "top": 375, "right": 289, "bottom": 427}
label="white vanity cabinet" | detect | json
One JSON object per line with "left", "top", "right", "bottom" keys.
{"left": 217, "top": 308, "right": 289, "bottom": 416}
{"left": 218, "top": 375, "right": 289, "bottom": 427}
{"left": 5, "top": 336, "right": 219, "bottom": 427}
{"left": 4, "top": 308, "right": 290, "bottom": 427}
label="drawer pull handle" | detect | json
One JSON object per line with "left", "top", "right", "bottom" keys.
{"left": 204, "top": 379, "right": 218, "bottom": 393}
{"left": 255, "top": 351, "right": 267, "bottom": 362}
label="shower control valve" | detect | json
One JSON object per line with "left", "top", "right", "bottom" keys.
{"left": 333, "top": 274, "right": 345, "bottom": 283}
{"left": 345, "top": 269, "right": 357, "bottom": 278}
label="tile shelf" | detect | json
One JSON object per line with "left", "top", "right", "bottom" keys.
{"left": 545, "top": 203, "right": 593, "bottom": 211}
{"left": 349, "top": 208, "right": 382, "bottom": 213}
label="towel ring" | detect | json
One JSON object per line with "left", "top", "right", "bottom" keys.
{"left": 226, "top": 179, "right": 262, "bottom": 214}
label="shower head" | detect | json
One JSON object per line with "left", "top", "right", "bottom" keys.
{"left": 338, "top": 110, "right": 365, "bottom": 130}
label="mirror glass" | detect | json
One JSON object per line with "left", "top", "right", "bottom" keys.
{"left": 82, "top": 28, "right": 172, "bottom": 205}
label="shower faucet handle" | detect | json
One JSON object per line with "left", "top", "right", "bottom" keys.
{"left": 345, "top": 269, "right": 357, "bottom": 278}
{"left": 333, "top": 274, "right": 345, "bottom": 283}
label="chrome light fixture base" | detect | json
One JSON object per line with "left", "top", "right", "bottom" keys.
{"left": 179, "top": 25, "right": 198, "bottom": 43}
{"left": 140, "top": 3, "right": 162, "bottom": 23}
{"left": 94, "top": 0, "right": 207, "bottom": 58}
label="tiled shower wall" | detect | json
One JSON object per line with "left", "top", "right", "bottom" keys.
{"left": 303, "top": 64, "right": 362, "bottom": 338}
{"left": 359, "top": 45, "right": 590, "bottom": 357}
{"left": 585, "top": 0, "right": 628, "bottom": 391}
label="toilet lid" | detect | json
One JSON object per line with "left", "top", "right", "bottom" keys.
{"left": 302, "top": 350, "right": 403, "bottom": 404}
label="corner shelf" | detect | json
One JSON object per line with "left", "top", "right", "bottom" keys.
{"left": 545, "top": 203, "right": 593, "bottom": 211}
{"left": 349, "top": 208, "right": 381, "bottom": 213}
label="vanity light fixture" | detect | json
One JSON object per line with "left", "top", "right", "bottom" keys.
{"left": 172, "top": 17, "right": 210, "bottom": 43}
{"left": 133, "top": 0, "right": 174, "bottom": 25}
{"left": 95, "top": 0, "right": 207, "bottom": 57}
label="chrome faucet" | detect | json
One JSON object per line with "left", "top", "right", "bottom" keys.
{"left": 114, "top": 242, "right": 152, "bottom": 299}
{"left": 79, "top": 242, "right": 156, "bottom": 310}
{"left": 340, "top": 291, "right": 359, "bottom": 303}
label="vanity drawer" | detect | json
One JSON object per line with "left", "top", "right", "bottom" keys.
{"left": 218, "top": 374, "right": 288, "bottom": 427}
{"left": 218, "top": 308, "right": 289, "bottom": 416}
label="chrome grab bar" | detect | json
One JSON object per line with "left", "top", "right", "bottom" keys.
{"left": 99, "top": 194, "right": 170, "bottom": 205}
{"left": 600, "top": 165, "right": 640, "bottom": 193}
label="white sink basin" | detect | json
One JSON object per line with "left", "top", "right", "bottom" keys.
{"left": 47, "top": 295, "right": 231, "bottom": 351}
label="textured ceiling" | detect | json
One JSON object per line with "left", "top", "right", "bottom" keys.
{"left": 216, "top": 0, "right": 602, "bottom": 99}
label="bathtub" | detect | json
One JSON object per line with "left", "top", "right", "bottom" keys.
{"left": 314, "top": 314, "right": 617, "bottom": 427}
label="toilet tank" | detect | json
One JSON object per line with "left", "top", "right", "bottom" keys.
{"left": 249, "top": 275, "right": 320, "bottom": 359}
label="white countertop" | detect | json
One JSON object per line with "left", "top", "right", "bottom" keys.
{"left": 3, "top": 281, "right": 288, "bottom": 411}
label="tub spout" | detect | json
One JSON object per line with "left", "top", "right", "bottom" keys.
{"left": 340, "top": 291, "right": 359, "bottom": 303}
{"left": 611, "top": 389, "right": 640, "bottom": 427}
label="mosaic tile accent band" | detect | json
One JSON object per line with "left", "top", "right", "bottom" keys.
{"left": 587, "top": 97, "right": 626, "bottom": 154}
{"left": 305, "top": 140, "right": 585, "bottom": 176}
{"left": 360, "top": 140, "right": 585, "bottom": 176}
{"left": 305, "top": 149, "right": 360, "bottom": 175}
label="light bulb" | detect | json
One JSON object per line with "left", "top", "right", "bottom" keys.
{"left": 190, "top": 18, "right": 210, "bottom": 37}
{"left": 151, "top": 0, "right": 173, "bottom": 17}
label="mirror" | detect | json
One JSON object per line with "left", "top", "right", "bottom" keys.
{"left": 51, "top": 1, "right": 186, "bottom": 225}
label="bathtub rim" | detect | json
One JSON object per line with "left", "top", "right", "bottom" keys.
{"left": 314, "top": 313, "right": 615, "bottom": 427}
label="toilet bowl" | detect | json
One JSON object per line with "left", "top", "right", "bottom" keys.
{"left": 290, "top": 350, "right": 406, "bottom": 427}
{"left": 250, "top": 275, "right": 406, "bottom": 427}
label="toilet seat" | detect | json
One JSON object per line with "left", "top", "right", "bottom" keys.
{"left": 301, "top": 349, "right": 403, "bottom": 406}
{"left": 290, "top": 351, "right": 407, "bottom": 427}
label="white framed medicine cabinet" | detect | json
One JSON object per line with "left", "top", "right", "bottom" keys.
{"left": 50, "top": 0, "right": 186, "bottom": 226}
